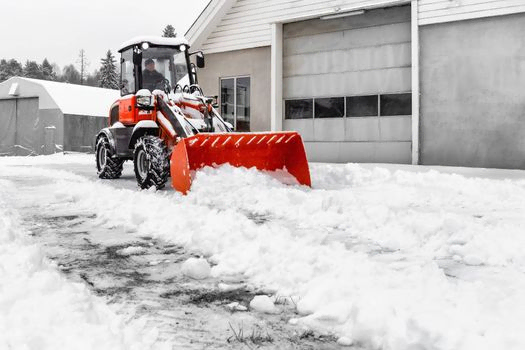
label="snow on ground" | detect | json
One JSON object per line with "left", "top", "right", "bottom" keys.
{"left": 0, "top": 178, "right": 168, "bottom": 350}
{"left": 1, "top": 154, "right": 525, "bottom": 350}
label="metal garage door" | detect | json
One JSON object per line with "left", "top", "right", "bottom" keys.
{"left": 283, "top": 5, "right": 412, "bottom": 163}
{"left": 0, "top": 97, "right": 40, "bottom": 156}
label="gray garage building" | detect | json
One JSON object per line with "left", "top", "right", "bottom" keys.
{"left": 187, "top": 0, "right": 525, "bottom": 169}
{"left": 0, "top": 77, "right": 119, "bottom": 156}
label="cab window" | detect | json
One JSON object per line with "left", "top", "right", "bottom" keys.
{"left": 121, "top": 50, "right": 135, "bottom": 95}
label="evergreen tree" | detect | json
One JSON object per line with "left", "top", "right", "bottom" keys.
{"left": 85, "top": 69, "right": 101, "bottom": 87}
{"left": 99, "top": 50, "right": 119, "bottom": 89}
{"left": 162, "top": 24, "right": 176, "bottom": 38}
{"left": 62, "top": 64, "right": 81, "bottom": 84}
{"left": 23, "top": 60, "right": 43, "bottom": 79}
{"left": 0, "top": 59, "right": 23, "bottom": 81}
{"left": 41, "top": 58, "right": 56, "bottom": 81}
{"left": 0, "top": 59, "right": 8, "bottom": 82}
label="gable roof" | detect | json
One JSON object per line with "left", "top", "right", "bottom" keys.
{"left": 185, "top": 0, "right": 411, "bottom": 54}
{"left": 1, "top": 77, "right": 120, "bottom": 117}
{"left": 185, "top": 0, "right": 237, "bottom": 51}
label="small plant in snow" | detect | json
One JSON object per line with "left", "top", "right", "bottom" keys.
{"left": 227, "top": 322, "right": 273, "bottom": 348}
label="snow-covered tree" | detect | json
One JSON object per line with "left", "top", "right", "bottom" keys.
{"left": 6, "top": 59, "right": 23, "bottom": 78}
{"left": 99, "top": 50, "right": 119, "bottom": 89}
{"left": 41, "top": 58, "right": 56, "bottom": 81}
{"left": 61, "top": 64, "right": 81, "bottom": 84}
{"left": 162, "top": 25, "right": 176, "bottom": 38}
{"left": 0, "top": 59, "right": 8, "bottom": 82}
{"left": 23, "top": 60, "right": 43, "bottom": 79}
{"left": 86, "top": 69, "right": 101, "bottom": 87}
{"left": 51, "top": 63, "right": 61, "bottom": 77}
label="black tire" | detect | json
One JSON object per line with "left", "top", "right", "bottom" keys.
{"left": 96, "top": 136, "right": 123, "bottom": 179}
{"left": 133, "top": 135, "right": 170, "bottom": 190}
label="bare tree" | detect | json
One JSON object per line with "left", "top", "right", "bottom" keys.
{"left": 77, "top": 49, "right": 89, "bottom": 85}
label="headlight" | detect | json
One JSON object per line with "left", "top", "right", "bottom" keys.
{"left": 135, "top": 89, "right": 153, "bottom": 107}
{"left": 137, "top": 95, "right": 151, "bottom": 106}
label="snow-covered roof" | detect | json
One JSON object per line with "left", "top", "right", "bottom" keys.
{"left": 1, "top": 77, "right": 120, "bottom": 117}
{"left": 118, "top": 36, "right": 189, "bottom": 52}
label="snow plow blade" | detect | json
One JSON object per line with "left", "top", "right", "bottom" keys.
{"left": 170, "top": 132, "right": 311, "bottom": 194}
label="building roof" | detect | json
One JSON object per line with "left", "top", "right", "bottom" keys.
{"left": 0, "top": 77, "right": 120, "bottom": 117}
{"left": 185, "top": 0, "right": 236, "bottom": 50}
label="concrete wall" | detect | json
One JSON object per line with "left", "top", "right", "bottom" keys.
{"left": 196, "top": 46, "right": 271, "bottom": 131}
{"left": 64, "top": 115, "right": 107, "bottom": 153}
{"left": 420, "top": 12, "right": 525, "bottom": 169}
{"left": 39, "top": 109, "right": 64, "bottom": 150}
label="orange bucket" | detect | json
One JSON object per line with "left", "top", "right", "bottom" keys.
{"left": 170, "top": 132, "right": 311, "bottom": 194}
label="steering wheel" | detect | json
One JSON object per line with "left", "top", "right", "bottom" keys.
{"left": 157, "top": 78, "right": 172, "bottom": 94}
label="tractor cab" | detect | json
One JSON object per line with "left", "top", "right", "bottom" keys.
{"left": 118, "top": 36, "right": 204, "bottom": 96}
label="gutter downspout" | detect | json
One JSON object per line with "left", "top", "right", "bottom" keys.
{"left": 411, "top": 0, "right": 420, "bottom": 165}
{"left": 270, "top": 22, "right": 283, "bottom": 131}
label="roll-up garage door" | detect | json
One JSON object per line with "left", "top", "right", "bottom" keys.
{"left": 0, "top": 99, "right": 16, "bottom": 156}
{"left": 0, "top": 97, "right": 40, "bottom": 156}
{"left": 283, "top": 5, "right": 412, "bottom": 163}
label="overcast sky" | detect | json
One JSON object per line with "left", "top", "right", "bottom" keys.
{"left": 0, "top": 0, "right": 210, "bottom": 73}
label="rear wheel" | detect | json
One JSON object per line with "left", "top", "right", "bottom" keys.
{"left": 133, "top": 135, "right": 169, "bottom": 190}
{"left": 96, "top": 136, "right": 123, "bottom": 179}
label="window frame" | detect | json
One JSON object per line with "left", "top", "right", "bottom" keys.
{"left": 284, "top": 98, "right": 314, "bottom": 120}
{"left": 219, "top": 75, "right": 251, "bottom": 131}
{"left": 120, "top": 49, "right": 136, "bottom": 96}
{"left": 314, "top": 97, "right": 345, "bottom": 119}
{"left": 283, "top": 92, "right": 412, "bottom": 120}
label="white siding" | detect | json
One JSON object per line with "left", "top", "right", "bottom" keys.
{"left": 199, "top": 0, "right": 410, "bottom": 53}
{"left": 419, "top": 0, "right": 525, "bottom": 25}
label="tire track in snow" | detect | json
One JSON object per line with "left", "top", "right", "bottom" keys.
{"left": 0, "top": 166, "right": 342, "bottom": 350}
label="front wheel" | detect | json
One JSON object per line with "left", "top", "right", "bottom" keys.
{"left": 133, "top": 136, "right": 170, "bottom": 190}
{"left": 96, "top": 136, "right": 123, "bottom": 179}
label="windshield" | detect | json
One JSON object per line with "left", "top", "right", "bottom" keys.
{"left": 141, "top": 47, "right": 189, "bottom": 91}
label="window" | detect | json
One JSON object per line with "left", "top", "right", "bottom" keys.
{"left": 220, "top": 77, "right": 251, "bottom": 131}
{"left": 347, "top": 95, "right": 378, "bottom": 117}
{"left": 380, "top": 93, "right": 412, "bottom": 116}
{"left": 236, "top": 77, "right": 250, "bottom": 132}
{"left": 285, "top": 99, "right": 313, "bottom": 119}
{"left": 315, "top": 97, "right": 344, "bottom": 118}
{"left": 120, "top": 50, "right": 135, "bottom": 95}
{"left": 141, "top": 47, "right": 189, "bottom": 91}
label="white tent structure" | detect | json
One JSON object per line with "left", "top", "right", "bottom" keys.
{"left": 0, "top": 77, "right": 120, "bottom": 156}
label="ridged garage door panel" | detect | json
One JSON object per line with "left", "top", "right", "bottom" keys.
{"left": 283, "top": 5, "right": 412, "bottom": 163}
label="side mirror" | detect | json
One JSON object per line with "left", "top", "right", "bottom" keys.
{"left": 196, "top": 52, "right": 205, "bottom": 68}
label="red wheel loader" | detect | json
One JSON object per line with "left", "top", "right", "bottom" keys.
{"left": 95, "top": 36, "right": 311, "bottom": 194}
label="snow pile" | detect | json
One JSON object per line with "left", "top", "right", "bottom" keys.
{"left": 181, "top": 257, "right": 211, "bottom": 280}
{"left": 2, "top": 156, "right": 525, "bottom": 350}
{"left": 0, "top": 181, "right": 166, "bottom": 350}
{"left": 0, "top": 152, "right": 92, "bottom": 166}
{"left": 117, "top": 246, "right": 149, "bottom": 256}
{"left": 249, "top": 295, "right": 279, "bottom": 314}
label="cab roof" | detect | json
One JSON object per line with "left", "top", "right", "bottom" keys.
{"left": 118, "top": 36, "right": 190, "bottom": 52}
